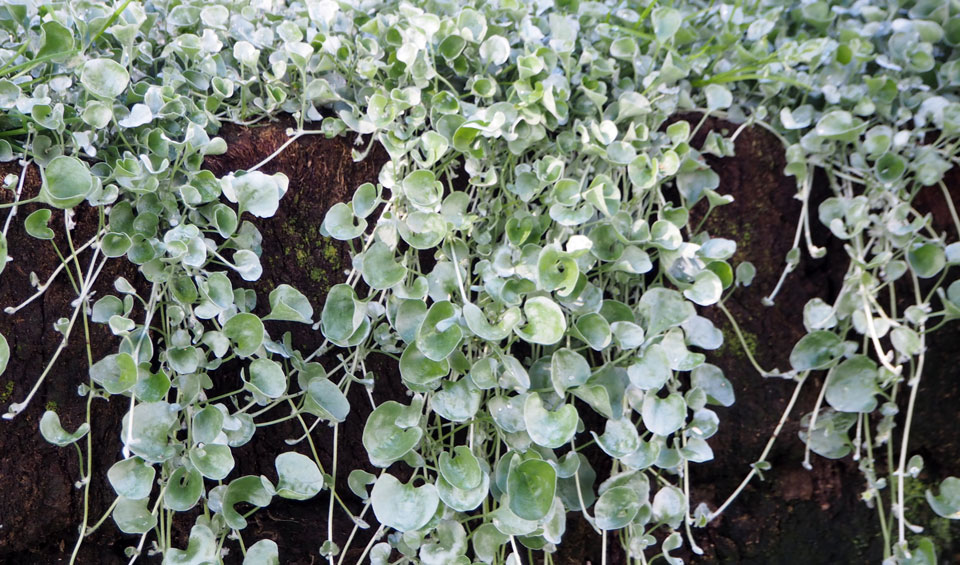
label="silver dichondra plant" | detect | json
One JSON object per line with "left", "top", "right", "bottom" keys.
{"left": 0, "top": 0, "right": 958, "bottom": 563}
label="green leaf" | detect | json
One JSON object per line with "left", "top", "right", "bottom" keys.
{"left": 538, "top": 246, "right": 579, "bottom": 296}
{"left": 399, "top": 338, "right": 452, "bottom": 390}
{"left": 652, "top": 486, "right": 686, "bottom": 528}
{"left": 436, "top": 471, "right": 490, "bottom": 512}
{"left": 108, "top": 457, "right": 155, "bottom": 500}
{"left": 523, "top": 393, "right": 578, "bottom": 449}
{"left": 246, "top": 358, "right": 287, "bottom": 398}
{"left": 164, "top": 466, "right": 204, "bottom": 511}
{"left": 690, "top": 363, "right": 735, "bottom": 407}
{"left": 683, "top": 270, "right": 722, "bottom": 306}
{"left": 515, "top": 296, "right": 566, "bottom": 345}
{"left": 641, "top": 393, "right": 686, "bottom": 437}
{"left": 222, "top": 476, "right": 273, "bottom": 529}
{"left": 190, "top": 444, "right": 235, "bottom": 480}
{"left": 164, "top": 524, "right": 218, "bottom": 565}
{"left": 815, "top": 110, "right": 865, "bottom": 141}
{"left": 37, "top": 21, "right": 75, "bottom": 59}
{"left": 352, "top": 183, "right": 380, "bottom": 218}
{"left": 275, "top": 452, "right": 324, "bottom": 500}
{"left": 908, "top": 242, "right": 946, "bottom": 278}
{"left": 360, "top": 241, "right": 406, "bottom": 290}
{"left": 432, "top": 378, "right": 482, "bottom": 422}
{"left": 81, "top": 59, "right": 130, "bottom": 99}
{"left": 42, "top": 156, "right": 93, "bottom": 209}
{"left": 263, "top": 284, "right": 314, "bottom": 323}
{"left": 348, "top": 469, "right": 376, "bottom": 500}
{"left": 323, "top": 202, "right": 366, "bottom": 240}
{"left": 472, "top": 524, "right": 508, "bottom": 563}
{"left": 371, "top": 474, "right": 439, "bottom": 532}
{"left": 439, "top": 446, "right": 483, "bottom": 490}
{"left": 39, "top": 411, "right": 90, "bottom": 447}
{"left": 192, "top": 406, "right": 223, "bottom": 445}
{"left": 595, "top": 418, "right": 641, "bottom": 459}
{"left": 25, "top": 209, "right": 55, "bottom": 240}
{"left": 507, "top": 459, "right": 557, "bottom": 521}
{"left": 551, "top": 348, "right": 591, "bottom": 396}
{"left": 416, "top": 301, "right": 462, "bottom": 361}
{"left": 306, "top": 378, "right": 350, "bottom": 423}
{"left": 363, "top": 400, "right": 423, "bottom": 467}
{"left": 825, "top": 356, "right": 879, "bottom": 413}
{"left": 576, "top": 313, "right": 612, "bottom": 350}
{"left": 121, "top": 402, "right": 178, "bottom": 463}
{"left": 462, "top": 303, "right": 521, "bottom": 341}
{"left": 402, "top": 169, "right": 442, "bottom": 209}
{"left": 243, "top": 540, "right": 280, "bottom": 565}
{"left": 789, "top": 330, "right": 844, "bottom": 371}
{"left": 800, "top": 409, "right": 855, "bottom": 459}
{"left": 595, "top": 486, "right": 641, "bottom": 530}
{"left": 704, "top": 84, "right": 733, "bottom": 111}
{"left": 652, "top": 7, "right": 682, "bottom": 41}
{"left": 420, "top": 519, "right": 468, "bottom": 565}
{"left": 926, "top": 477, "right": 960, "bottom": 519}
{"left": 627, "top": 344, "right": 671, "bottom": 391}
{"left": 229, "top": 171, "right": 284, "bottom": 218}
{"left": 321, "top": 284, "right": 365, "bottom": 342}
{"left": 89, "top": 353, "right": 138, "bottom": 394}
{"left": 223, "top": 313, "right": 265, "bottom": 357}
{"left": 113, "top": 496, "right": 157, "bottom": 534}
{"left": 638, "top": 288, "right": 694, "bottom": 337}
{"left": 101, "top": 232, "right": 132, "bottom": 257}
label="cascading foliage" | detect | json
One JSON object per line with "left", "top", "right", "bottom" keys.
{"left": 1, "top": 0, "right": 959, "bottom": 563}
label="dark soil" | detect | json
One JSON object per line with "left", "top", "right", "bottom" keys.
{"left": 0, "top": 115, "right": 956, "bottom": 565}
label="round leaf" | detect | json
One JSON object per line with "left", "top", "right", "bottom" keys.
{"left": 81, "top": 58, "right": 130, "bottom": 99}
{"left": 416, "top": 301, "right": 462, "bottom": 361}
{"left": 595, "top": 486, "right": 641, "bottom": 530}
{"left": 360, "top": 241, "right": 406, "bottom": 290}
{"left": 439, "top": 446, "right": 483, "bottom": 490}
{"left": 507, "top": 459, "right": 557, "bottom": 521}
{"left": 371, "top": 474, "right": 440, "bottom": 532}
{"left": 39, "top": 411, "right": 90, "bottom": 447}
{"left": 247, "top": 358, "right": 287, "bottom": 398}
{"left": 164, "top": 466, "right": 204, "bottom": 511}
{"left": 523, "top": 393, "right": 578, "bottom": 449}
{"left": 825, "top": 356, "right": 879, "bottom": 413}
{"left": 641, "top": 393, "right": 686, "bottom": 437}
{"left": 264, "top": 284, "right": 314, "bottom": 323}
{"left": 43, "top": 156, "right": 93, "bottom": 209}
{"left": 275, "top": 452, "right": 324, "bottom": 500}
{"left": 515, "top": 296, "right": 566, "bottom": 345}
{"left": 25, "top": 209, "right": 55, "bottom": 240}
{"left": 190, "top": 444, "right": 235, "bottom": 480}
{"left": 113, "top": 496, "right": 156, "bottom": 534}
{"left": 789, "top": 330, "right": 843, "bottom": 371}
{"left": 108, "top": 457, "right": 156, "bottom": 500}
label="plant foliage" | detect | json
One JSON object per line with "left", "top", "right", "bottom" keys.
{"left": 0, "top": 0, "right": 958, "bottom": 563}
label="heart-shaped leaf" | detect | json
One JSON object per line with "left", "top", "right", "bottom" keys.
{"left": 274, "top": 452, "right": 324, "bottom": 500}
{"left": 523, "top": 393, "right": 578, "bottom": 449}
{"left": 507, "top": 459, "right": 556, "bottom": 521}
{"left": 371, "top": 474, "right": 439, "bottom": 532}
{"left": 515, "top": 296, "right": 566, "bottom": 345}
{"left": 107, "top": 457, "right": 155, "bottom": 500}
{"left": 439, "top": 446, "right": 483, "bottom": 490}
{"left": 416, "top": 301, "right": 462, "bottom": 361}
{"left": 39, "top": 411, "right": 90, "bottom": 447}
{"left": 263, "top": 284, "right": 313, "bottom": 323}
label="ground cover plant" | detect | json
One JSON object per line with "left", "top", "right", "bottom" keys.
{"left": 0, "top": 0, "right": 959, "bottom": 563}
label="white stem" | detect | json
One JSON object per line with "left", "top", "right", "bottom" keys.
{"left": 709, "top": 373, "right": 808, "bottom": 521}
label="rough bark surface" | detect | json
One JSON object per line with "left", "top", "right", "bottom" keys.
{"left": 0, "top": 117, "right": 957, "bottom": 564}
